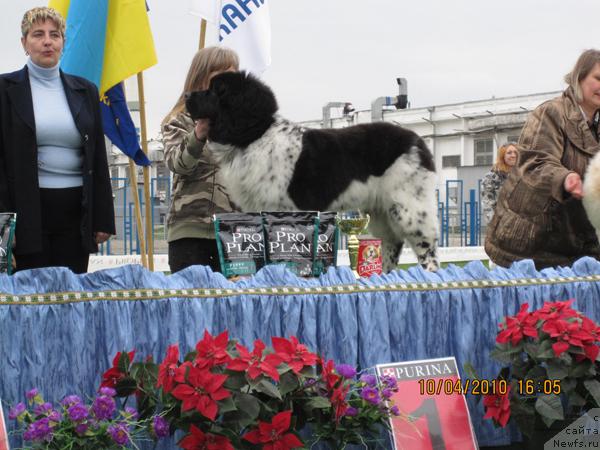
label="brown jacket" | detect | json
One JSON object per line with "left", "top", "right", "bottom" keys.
{"left": 162, "top": 112, "right": 235, "bottom": 241}
{"left": 485, "top": 88, "right": 600, "bottom": 269}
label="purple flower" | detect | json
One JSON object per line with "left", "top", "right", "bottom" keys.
{"left": 108, "top": 422, "right": 130, "bottom": 446}
{"left": 152, "top": 415, "right": 170, "bottom": 439}
{"left": 33, "top": 402, "right": 53, "bottom": 415}
{"left": 344, "top": 406, "right": 359, "bottom": 417}
{"left": 381, "top": 388, "right": 393, "bottom": 399}
{"left": 360, "top": 386, "right": 381, "bottom": 405}
{"left": 24, "top": 417, "right": 53, "bottom": 441}
{"left": 68, "top": 403, "right": 89, "bottom": 422}
{"left": 26, "top": 388, "right": 39, "bottom": 401}
{"left": 75, "top": 422, "right": 89, "bottom": 435}
{"left": 48, "top": 410, "right": 61, "bottom": 423}
{"left": 391, "top": 405, "right": 400, "bottom": 416}
{"left": 124, "top": 406, "right": 138, "bottom": 419}
{"left": 336, "top": 364, "right": 357, "bottom": 379}
{"left": 99, "top": 387, "right": 117, "bottom": 397}
{"left": 360, "top": 374, "right": 377, "bottom": 387}
{"left": 8, "top": 402, "right": 25, "bottom": 420}
{"left": 380, "top": 375, "right": 398, "bottom": 390}
{"left": 61, "top": 395, "right": 82, "bottom": 407}
{"left": 91, "top": 395, "right": 116, "bottom": 420}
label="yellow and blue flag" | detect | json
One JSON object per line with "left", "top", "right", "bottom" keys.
{"left": 48, "top": 0, "right": 157, "bottom": 165}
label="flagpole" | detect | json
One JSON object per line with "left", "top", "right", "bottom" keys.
{"left": 136, "top": 71, "right": 155, "bottom": 271}
{"left": 199, "top": 18, "right": 207, "bottom": 49}
{"left": 128, "top": 159, "right": 148, "bottom": 268}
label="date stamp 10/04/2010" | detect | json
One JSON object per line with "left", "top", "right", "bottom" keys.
{"left": 418, "top": 378, "right": 562, "bottom": 396}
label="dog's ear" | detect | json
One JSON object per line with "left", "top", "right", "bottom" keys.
{"left": 185, "top": 90, "right": 219, "bottom": 121}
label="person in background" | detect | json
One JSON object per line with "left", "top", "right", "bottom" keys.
{"left": 0, "top": 7, "right": 115, "bottom": 274}
{"left": 481, "top": 142, "right": 519, "bottom": 222}
{"left": 485, "top": 49, "right": 600, "bottom": 269}
{"left": 162, "top": 47, "right": 239, "bottom": 273}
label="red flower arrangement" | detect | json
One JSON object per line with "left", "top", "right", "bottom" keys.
{"left": 482, "top": 299, "right": 600, "bottom": 437}
{"left": 101, "top": 330, "right": 400, "bottom": 449}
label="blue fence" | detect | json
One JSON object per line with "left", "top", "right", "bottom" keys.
{"left": 102, "top": 177, "right": 486, "bottom": 256}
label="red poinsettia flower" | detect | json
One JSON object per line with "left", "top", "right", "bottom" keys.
{"left": 483, "top": 386, "right": 511, "bottom": 427}
{"left": 542, "top": 319, "right": 591, "bottom": 357}
{"left": 195, "top": 330, "right": 231, "bottom": 369}
{"left": 171, "top": 366, "right": 230, "bottom": 420}
{"left": 100, "top": 350, "right": 135, "bottom": 388}
{"left": 580, "top": 317, "right": 600, "bottom": 361}
{"left": 320, "top": 358, "right": 341, "bottom": 391}
{"left": 242, "top": 410, "right": 303, "bottom": 450}
{"left": 533, "top": 299, "right": 578, "bottom": 321}
{"left": 496, "top": 304, "right": 538, "bottom": 346}
{"left": 157, "top": 344, "right": 180, "bottom": 393}
{"left": 179, "top": 425, "right": 234, "bottom": 450}
{"left": 330, "top": 384, "right": 350, "bottom": 421}
{"left": 227, "top": 340, "right": 283, "bottom": 381}
{"left": 272, "top": 336, "right": 318, "bottom": 374}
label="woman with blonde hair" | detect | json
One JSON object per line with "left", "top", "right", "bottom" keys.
{"left": 162, "top": 46, "right": 239, "bottom": 273}
{"left": 485, "top": 49, "right": 600, "bottom": 269}
{"left": 481, "top": 142, "right": 519, "bottom": 222}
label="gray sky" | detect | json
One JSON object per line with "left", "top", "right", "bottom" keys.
{"left": 1, "top": 0, "right": 598, "bottom": 138}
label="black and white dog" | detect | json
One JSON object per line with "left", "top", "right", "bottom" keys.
{"left": 186, "top": 71, "right": 440, "bottom": 272}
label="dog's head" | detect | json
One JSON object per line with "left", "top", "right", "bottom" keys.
{"left": 185, "top": 71, "right": 278, "bottom": 148}
{"left": 362, "top": 245, "right": 380, "bottom": 262}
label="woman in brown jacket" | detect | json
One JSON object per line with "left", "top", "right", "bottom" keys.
{"left": 485, "top": 49, "right": 600, "bottom": 269}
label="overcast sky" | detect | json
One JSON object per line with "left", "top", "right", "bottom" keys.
{"left": 1, "top": 0, "right": 598, "bottom": 139}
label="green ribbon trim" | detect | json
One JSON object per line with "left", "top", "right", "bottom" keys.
{"left": 2, "top": 274, "right": 600, "bottom": 305}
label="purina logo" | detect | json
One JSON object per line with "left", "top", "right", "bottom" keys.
{"left": 381, "top": 367, "right": 396, "bottom": 377}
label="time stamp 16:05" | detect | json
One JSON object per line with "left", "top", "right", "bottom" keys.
{"left": 418, "top": 378, "right": 562, "bottom": 396}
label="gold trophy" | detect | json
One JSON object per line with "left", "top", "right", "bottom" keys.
{"left": 336, "top": 210, "right": 370, "bottom": 274}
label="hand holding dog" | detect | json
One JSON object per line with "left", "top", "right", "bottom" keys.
{"left": 194, "top": 119, "right": 209, "bottom": 141}
{"left": 564, "top": 172, "right": 584, "bottom": 199}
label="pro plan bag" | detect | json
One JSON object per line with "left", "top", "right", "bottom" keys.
{"left": 313, "top": 211, "right": 339, "bottom": 276}
{"left": 214, "top": 212, "right": 266, "bottom": 278}
{"left": 262, "top": 211, "right": 318, "bottom": 277}
{"left": 0, "top": 213, "right": 16, "bottom": 275}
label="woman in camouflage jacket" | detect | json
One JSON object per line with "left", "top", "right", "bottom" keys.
{"left": 485, "top": 49, "right": 600, "bottom": 269}
{"left": 162, "top": 47, "right": 239, "bottom": 273}
{"left": 481, "top": 143, "right": 518, "bottom": 222}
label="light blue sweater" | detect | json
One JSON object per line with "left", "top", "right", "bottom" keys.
{"left": 27, "top": 58, "right": 84, "bottom": 188}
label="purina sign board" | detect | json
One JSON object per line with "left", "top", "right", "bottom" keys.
{"left": 376, "top": 357, "right": 478, "bottom": 450}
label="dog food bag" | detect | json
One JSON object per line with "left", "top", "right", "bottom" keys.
{"left": 214, "top": 212, "right": 266, "bottom": 278}
{"left": 0, "top": 213, "right": 16, "bottom": 275}
{"left": 313, "top": 211, "right": 339, "bottom": 276}
{"left": 357, "top": 237, "right": 383, "bottom": 277}
{"left": 262, "top": 211, "right": 318, "bottom": 277}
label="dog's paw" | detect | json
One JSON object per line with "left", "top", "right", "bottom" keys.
{"left": 421, "top": 259, "right": 440, "bottom": 272}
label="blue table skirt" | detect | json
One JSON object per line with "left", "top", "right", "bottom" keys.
{"left": 2, "top": 257, "right": 600, "bottom": 448}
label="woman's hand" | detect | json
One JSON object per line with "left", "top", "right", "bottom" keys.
{"left": 194, "top": 119, "right": 210, "bottom": 141}
{"left": 94, "top": 232, "right": 111, "bottom": 244}
{"left": 564, "top": 172, "right": 584, "bottom": 199}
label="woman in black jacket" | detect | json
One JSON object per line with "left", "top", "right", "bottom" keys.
{"left": 0, "top": 7, "right": 115, "bottom": 273}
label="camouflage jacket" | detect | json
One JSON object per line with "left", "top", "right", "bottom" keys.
{"left": 485, "top": 88, "right": 600, "bottom": 268}
{"left": 162, "top": 112, "right": 236, "bottom": 241}
{"left": 481, "top": 169, "right": 508, "bottom": 222}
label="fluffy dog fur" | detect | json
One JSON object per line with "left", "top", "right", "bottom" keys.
{"left": 186, "top": 71, "right": 440, "bottom": 272}
{"left": 583, "top": 151, "right": 600, "bottom": 242}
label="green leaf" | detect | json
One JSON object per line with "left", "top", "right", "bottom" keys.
{"left": 567, "top": 391, "right": 587, "bottom": 407}
{"left": 217, "top": 395, "right": 237, "bottom": 414}
{"left": 561, "top": 377, "right": 577, "bottom": 394}
{"left": 223, "top": 371, "right": 248, "bottom": 390}
{"left": 534, "top": 394, "right": 564, "bottom": 422}
{"left": 117, "top": 351, "right": 131, "bottom": 373}
{"left": 569, "top": 360, "right": 592, "bottom": 378}
{"left": 462, "top": 362, "right": 479, "bottom": 380}
{"left": 278, "top": 371, "right": 299, "bottom": 396}
{"left": 545, "top": 360, "right": 568, "bottom": 380}
{"left": 306, "top": 396, "right": 331, "bottom": 410}
{"left": 584, "top": 379, "right": 600, "bottom": 407}
{"left": 254, "top": 379, "right": 282, "bottom": 399}
{"left": 234, "top": 393, "right": 261, "bottom": 419}
{"left": 115, "top": 376, "right": 137, "bottom": 397}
